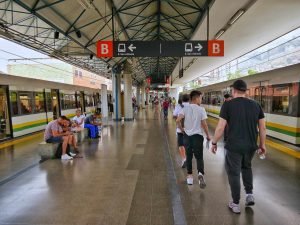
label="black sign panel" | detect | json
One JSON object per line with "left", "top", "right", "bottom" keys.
{"left": 113, "top": 41, "right": 160, "bottom": 57}
{"left": 161, "top": 41, "right": 208, "bottom": 57}
{"left": 113, "top": 41, "right": 208, "bottom": 57}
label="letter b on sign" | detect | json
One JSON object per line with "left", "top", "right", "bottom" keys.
{"left": 208, "top": 40, "right": 224, "bottom": 56}
{"left": 97, "top": 41, "right": 113, "bottom": 58}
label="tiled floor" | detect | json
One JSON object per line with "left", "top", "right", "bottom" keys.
{"left": 0, "top": 109, "right": 299, "bottom": 225}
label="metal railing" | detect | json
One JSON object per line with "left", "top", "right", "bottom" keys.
{"left": 183, "top": 33, "right": 300, "bottom": 91}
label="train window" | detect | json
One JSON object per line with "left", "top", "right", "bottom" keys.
{"left": 61, "top": 94, "right": 76, "bottom": 110}
{"left": 211, "top": 91, "right": 222, "bottom": 106}
{"left": 272, "top": 86, "right": 289, "bottom": 114}
{"left": 10, "top": 92, "right": 19, "bottom": 116}
{"left": 19, "top": 92, "right": 33, "bottom": 114}
{"left": 34, "top": 92, "right": 45, "bottom": 113}
{"left": 85, "top": 95, "right": 94, "bottom": 107}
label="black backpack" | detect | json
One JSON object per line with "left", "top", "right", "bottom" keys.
{"left": 55, "top": 143, "right": 71, "bottom": 159}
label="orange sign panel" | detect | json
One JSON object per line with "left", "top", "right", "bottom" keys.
{"left": 208, "top": 40, "right": 224, "bottom": 56}
{"left": 97, "top": 41, "right": 113, "bottom": 58}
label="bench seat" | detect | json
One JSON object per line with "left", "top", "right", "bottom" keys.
{"left": 38, "top": 142, "right": 59, "bottom": 159}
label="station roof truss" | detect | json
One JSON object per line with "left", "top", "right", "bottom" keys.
{"left": 0, "top": 0, "right": 213, "bottom": 83}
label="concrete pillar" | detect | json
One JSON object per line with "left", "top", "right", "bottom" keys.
{"left": 101, "top": 84, "right": 108, "bottom": 122}
{"left": 123, "top": 73, "right": 133, "bottom": 120}
{"left": 136, "top": 86, "right": 141, "bottom": 108}
{"left": 141, "top": 82, "right": 146, "bottom": 108}
{"left": 112, "top": 72, "right": 121, "bottom": 120}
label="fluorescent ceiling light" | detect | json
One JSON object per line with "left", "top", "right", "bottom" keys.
{"left": 214, "top": 29, "right": 225, "bottom": 39}
{"left": 228, "top": 9, "right": 245, "bottom": 25}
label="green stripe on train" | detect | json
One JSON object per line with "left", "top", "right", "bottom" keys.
{"left": 207, "top": 111, "right": 300, "bottom": 137}
{"left": 266, "top": 125, "right": 300, "bottom": 137}
{"left": 13, "top": 122, "right": 47, "bottom": 132}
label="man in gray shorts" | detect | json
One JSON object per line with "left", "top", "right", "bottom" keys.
{"left": 44, "top": 116, "right": 75, "bottom": 160}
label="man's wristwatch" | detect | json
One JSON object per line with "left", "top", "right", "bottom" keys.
{"left": 212, "top": 142, "right": 217, "bottom": 146}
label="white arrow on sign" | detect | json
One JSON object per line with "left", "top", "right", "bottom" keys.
{"left": 195, "top": 43, "right": 203, "bottom": 52}
{"left": 128, "top": 44, "right": 136, "bottom": 52}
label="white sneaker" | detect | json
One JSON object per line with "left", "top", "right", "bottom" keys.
{"left": 61, "top": 154, "right": 73, "bottom": 160}
{"left": 245, "top": 194, "right": 255, "bottom": 206}
{"left": 228, "top": 201, "right": 241, "bottom": 214}
{"left": 187, "top": 175, "right": 193, "bottom": 185}
{"left": 198, "top": 172, "right": 206, "bottom": 189}
{"left": 68, "top": 152, "right": 76, "bottom": 157}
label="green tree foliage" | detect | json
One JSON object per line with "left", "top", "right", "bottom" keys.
{"left": 227, "top": 70, "right": 242, "bottom": 80}
{"left": 247, "top": 69, "right": 257, "bottom": 75}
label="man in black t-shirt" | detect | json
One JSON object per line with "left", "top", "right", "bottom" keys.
{"left": 223, "top": 93, "right": 232, "bottom": 142}
{"left": 210, "top": 79, "right": 267, "bottom": 214}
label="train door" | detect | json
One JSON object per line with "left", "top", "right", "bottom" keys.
{"left": 76, "top": 91, "right": 85, "bottom": 113}
{"left": 0, "top": 86, "right": 12, "bottom": 140}
{"left": 51, "top": 89, "right": 60, "bottom": 120}
{"left": 254, "top": 86, "right": 267, "bottom": 111}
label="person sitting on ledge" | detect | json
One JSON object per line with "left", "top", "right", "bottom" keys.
{"left": 44, "top": 116, "right": 75, "bottom": 160}
{"left": 84, "top": 112, "right": 101, "bottom": 138}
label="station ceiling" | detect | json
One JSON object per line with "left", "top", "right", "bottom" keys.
{"left": 171, "top": 0, "right": 300, "bottom": 86}
{"left": 0, "top": 0, "right": 213, "bottom": 84}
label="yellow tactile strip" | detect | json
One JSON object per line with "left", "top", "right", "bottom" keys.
{"left": 0, "top": 132, "right": 43, "bottom": 149}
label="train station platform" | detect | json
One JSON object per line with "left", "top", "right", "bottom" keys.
{"left": 0, "top": 109, "right": 299, "bottom": 225}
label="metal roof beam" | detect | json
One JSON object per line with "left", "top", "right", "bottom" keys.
{"left": 65, "top": 9, "right": 86, "bottom": 34}
{"left": 167, "top": 2, "right": 194, "bottom": 28}
{"left": 168, "top": 0, "right": 202, "bottom": 11}
{"left": 34, "top": 0, "right": 65, "bottom": 12}
{"left": 119, "top": 0, "right": 154, "bottom": 12}
{"left": 156, "top": 0, "right": 160, "bottom": 40}
{"left": 161, "top": 13, "right": 187, "bottom": 39}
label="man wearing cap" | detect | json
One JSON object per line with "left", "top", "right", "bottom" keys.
{"left": 223, "top": 93, "right": 232, "bottom": 142}
{"left": 210, "top": 79, "right": 267, "bottom": 214}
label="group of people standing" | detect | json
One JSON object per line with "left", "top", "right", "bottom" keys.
{"left": 173, "top": 79, "right": 267, "bottom": 214}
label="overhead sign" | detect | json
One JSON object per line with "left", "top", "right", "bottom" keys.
{"left": 113, "top": 41, "right": 160, "bottom": 57}
{"left": 96, "top": 40, "right": 224, "bottom": 57}
{"left": 97, "top": 41, "right": 113, "bottom": 58}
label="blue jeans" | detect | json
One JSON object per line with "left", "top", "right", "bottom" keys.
{"left": 84, "top": 124, "right": 99, "bottom": 138}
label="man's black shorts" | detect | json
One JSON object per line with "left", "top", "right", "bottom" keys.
{"left": 177, "top": 132, "right": 184, "bottom": 147}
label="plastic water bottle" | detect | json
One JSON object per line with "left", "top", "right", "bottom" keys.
{"left": 257, "top": 149, "right": 266, "bottom": 160}
{"left": 206, "top": 138, "right": 210, "bottom": 150}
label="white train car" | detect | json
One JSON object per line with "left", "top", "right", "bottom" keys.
{"left": 182, "top": 64, "right": 300, "bottom": 145}
{"left": 0, "top": 73, "right": 104, "bottom": 140}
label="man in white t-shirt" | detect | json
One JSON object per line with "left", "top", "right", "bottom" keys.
{"left": 72, "top": 109, "right": 85, "bottom": 129}
{"left": 177, "top": 90, "right": 210, "bottom": 188}
{"left": 173, "top": 94, "right": 190, "bottom": 168}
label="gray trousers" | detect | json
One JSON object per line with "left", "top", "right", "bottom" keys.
{"left": 225, "top": 150, "right": 255, "bottom": 204}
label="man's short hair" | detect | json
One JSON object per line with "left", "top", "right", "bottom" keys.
{"left": 59, "top": 115, "right": 68, "bottom": 120}
{"left": 190, "top": 90, "right": 202, "bottom": 100}
{"left": 182, "top": 94, "right": 190, "bottom": 103}
{"left": 231, "top": 79, "right": 247, "bottom": 92}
